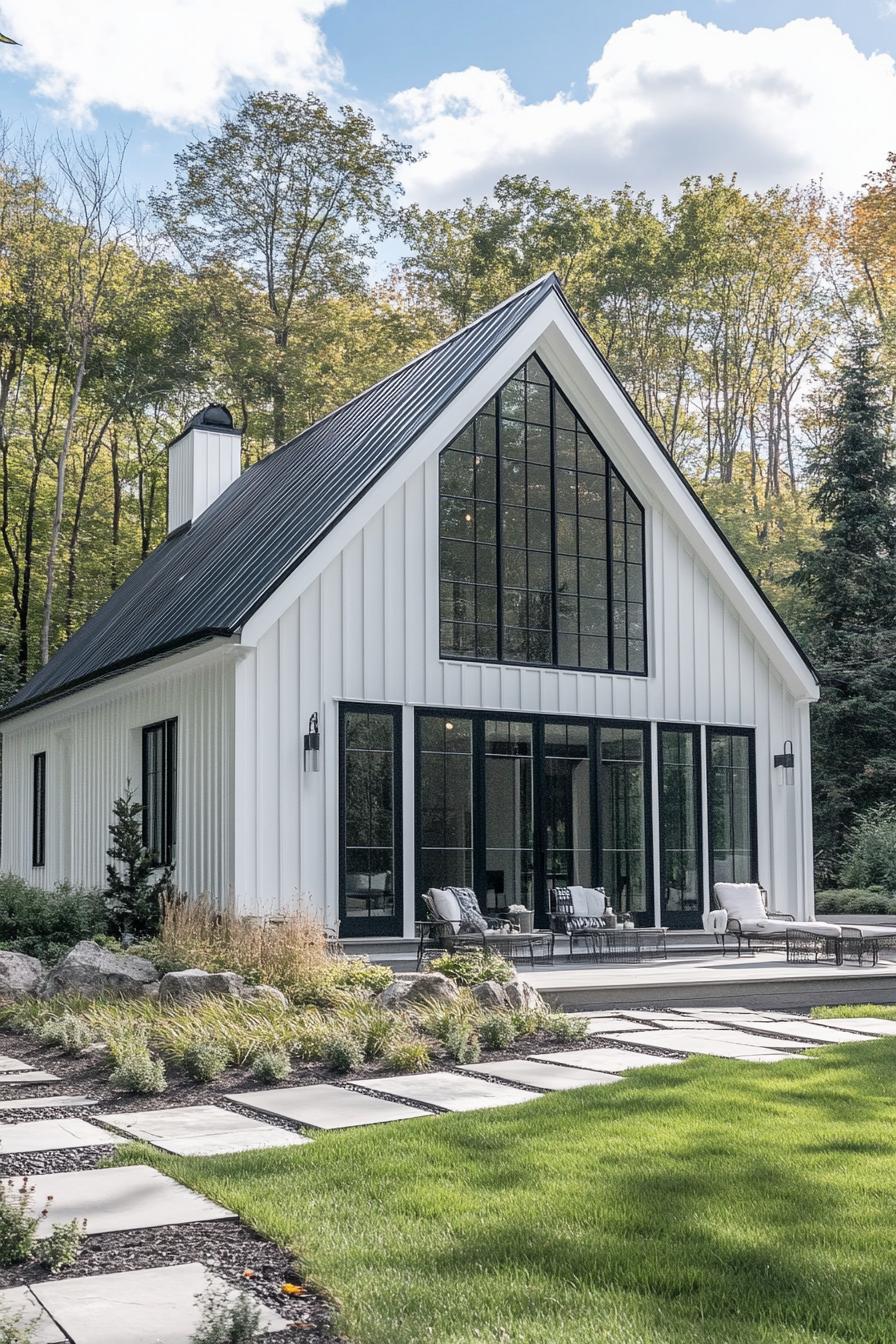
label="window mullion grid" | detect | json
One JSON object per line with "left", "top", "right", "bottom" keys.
{"left": 605, "top": 462, "right": 615, "bottom": 671}
{"left": 548, "top": 368, "right": 559, "bottom": 666}
{"left": 495, "top": 398, "right": 504, "bottom": 663}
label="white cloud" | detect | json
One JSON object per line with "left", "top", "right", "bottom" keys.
{"left": 0, "top": 0, "right": 345, "bottom": 128}
{"left": 390, "top": 13, "right": 896, "bottom": 205}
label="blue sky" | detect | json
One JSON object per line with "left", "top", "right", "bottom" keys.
{"left": 1, "top": 1, "right": 896, "bottom": 205}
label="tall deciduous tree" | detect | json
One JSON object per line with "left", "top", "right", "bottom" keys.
{"left": 796, "top": 332, "right": 896, "bottom": 877}
{"left": 152, "top": 92, "right": 415, "bottom": 448}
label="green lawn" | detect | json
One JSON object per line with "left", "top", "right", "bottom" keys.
{"left": 813, "top": 1002, "right": 896, "bottom": 1020}
{"left": 139, "top": 1042, "right": 896, "bottom": 1344}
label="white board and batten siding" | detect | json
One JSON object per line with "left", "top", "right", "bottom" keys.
{"left": 236, "top": 423, "right": 815, "bottom": 931}
{"left": 1, "top": 646, "right": 236, "bottom": 901}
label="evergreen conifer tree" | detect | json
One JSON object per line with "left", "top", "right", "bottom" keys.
{"left": 797, "top": 331, "right": 896, "bottom": 879}
{"left": 105, "top": 783, "right": 172, "bottom": 939}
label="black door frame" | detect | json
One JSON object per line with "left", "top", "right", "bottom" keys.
{"left": 657, "top": 723, "right": 704, "bottom": 930}
{"left": 338, "top": 702, "right": 404, "bottom": 938}
{"left": 414, "top": 708, "right": 653, "bottom": 927}
{"left": 706, "top": 725, "right": 759, "bottom": 887}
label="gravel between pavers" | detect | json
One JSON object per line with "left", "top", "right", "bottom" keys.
{"left": 0, "top": 1145, "right": 122, "bottom": 1177}
{"left": 0, "top": 1213, "right": 342, "bottom": 1341}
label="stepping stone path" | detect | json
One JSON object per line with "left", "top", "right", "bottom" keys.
{"left": 0, "top": 1285, "right": 65, "bottom": 1343}
{"left": 230, "top": 1082, "right": 426, "bottom": 1129}
{"left": 0, "top": 1095, "right": 97, "bottom": 1111}
{"left": 534, "top": 1045, "right": 681, "bottom": 1072}
{"left": 1, "top": 1003, "right": 887, "bottom": 1341}
{"left": 100, "top": 1104, "right": 311, "bottom": 1156}
{"left": 0, "top": 1117, "right": 124, "bottom": 1155}
{"left": 17, "top": 1164, "right": 234, "bottom": 1238}
{"left": 461, "top": 1059, "right": 620, "bottom": 1090}
{"left": 30, "top": 1263, "right": 286, "bottom": 1344}
{"left": 363, "top": 1070, "right": 536, "bottom": 1112}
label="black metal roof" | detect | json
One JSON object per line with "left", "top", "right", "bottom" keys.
{"left": 1, "top": 273, "right": 560, "bottom": 719}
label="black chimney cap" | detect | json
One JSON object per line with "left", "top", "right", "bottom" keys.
{"left": 168, "top": 403, "right": 240, "bottom": 449}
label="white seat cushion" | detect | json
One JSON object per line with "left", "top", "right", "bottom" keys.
{"left": 428, "top": 888, "right": 462, "bottom": 932}
{"left": 585, "top": 888, "right": 607, "bottom": 919}
{"left": 569, "top": 886, "right": 590, "bottom": 918}
{"left": 738, "top": 918, "right": 842, "bottom": 937}
{"left": 714, "top": 882, "right": 766, "bottom": 923}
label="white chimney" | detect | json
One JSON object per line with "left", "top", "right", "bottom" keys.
{"left": 167, "top": 404, "right": 242, "bottom": 534}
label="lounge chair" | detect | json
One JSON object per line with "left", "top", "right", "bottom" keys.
{"left": 417, "top": 887, "right": 553, "bottom": 968}
{"left": 706, "top": 882, "right": 844, "bottom": 957}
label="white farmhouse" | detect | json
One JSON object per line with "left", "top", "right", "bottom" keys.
{"left": 0, "top": 275, "right": 819, "bottom": 940}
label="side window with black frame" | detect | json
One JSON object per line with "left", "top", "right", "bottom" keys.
{"left": 142, "top": 719, "right": 177, "bottom": 865}
{"left": 32, "top": 751, "right": 46, "bottom": 868}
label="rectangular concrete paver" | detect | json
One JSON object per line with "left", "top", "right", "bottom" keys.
{"left": 461, "top": 1059, "right": 620, "bottom": 1090}
{"left": 602, "top": 1029, "right": 805, "bottom": 1061}
{"left": 582, "top": 1015, "right": 656, "bottom": 1034}
{"left": 0, "top": 1285, "right": 65, "bottom": 1343}
{"left": 743, "top": 1019, "right": 875, "bottom": 1044}
{"left": 0, "top": 1072, "right": 60, "bottom": 1084}
{"left": 0, "top": 1057, "right": 36, "bottom": 1073}
{"left": 533, "top": 1047, "right": 682, "bottom": 1072}
{"left": 808, "top": 1016, "right": 896, "bottom": 1036}
{"left": 229, "top": 1083, "right": 426, "bottom": 1129}
{"left": 364, "top": 1071, "right": 535, "bottom": 1112}
{"left": 14, "top": 1164, "right": 234, "bottom": 1238}
{"left": 99, "top": 1104, "right": 311, "bottom": 1156}
{"left": 31, "top": 1263, "right": 285, "bottom": 1344}
{"left": 0, "top": 1095, "right": 96, "bottom": 1111}
{"left": 0, "top": 1117, "right": 124, "bottom": 1154}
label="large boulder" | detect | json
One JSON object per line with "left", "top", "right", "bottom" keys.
{"left": 241, "top": 983, "right": 289, "bottom": 1008}
{"left": 0, "top": 951, "right": 44, "bottom": 999}
{"left": 43, "top": 941, "right": 159, "bottom": 1000}
{"left": 503, "top": 978, "right": 546, "bottom": 1013}
{"left": 472, "top": 979, "right": 508, "bottom": 1010}
{"left": 377, "top": 972, "right": 460, "bottom": 1010}
{"left": 158, "top": 968, "right": 245, "bottom": 1005}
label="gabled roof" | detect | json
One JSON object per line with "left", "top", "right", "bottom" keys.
{"left": 2, "top": 271, "right": 815, "bottom": 721}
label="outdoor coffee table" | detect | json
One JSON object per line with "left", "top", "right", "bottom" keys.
{"left": 485, "top": 929, "right": 555, "bottom": 967}
{"left": 593, "top": 926, "right": 668, "bottom": 963}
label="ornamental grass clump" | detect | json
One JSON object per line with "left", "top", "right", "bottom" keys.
{"left": 385, "top": 1040, "right": 430, "bottom": 1073}
{"left": 251, "top": 1046, "right": 291, "bottom": 1084}
{"left": 182, "top": 1039, "right": 230, "bottom": 1083}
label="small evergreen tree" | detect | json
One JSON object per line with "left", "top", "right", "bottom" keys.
{"left": 104, "top": 783, "right": 172, "bottom": 940}
{"left": 796, "top": 331, "right": 896, "bottom": 879}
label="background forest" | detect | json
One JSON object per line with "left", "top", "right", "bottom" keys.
{"left": 2, "top": 91, "right": 896, "bottom": 885}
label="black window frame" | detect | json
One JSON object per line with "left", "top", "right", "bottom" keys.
{"left": 31, "top": 751, "right": 46, "bottom": 869}
{"left": 414, "top": 709, "right": 654, "bottom": 927}
{"left": 438, "top": 353, "right": 648, "bottom": 676}
{"left": 141, "top": 718, "right": 178, "bottom": 867}
{"left": 706, "top": 726, "right": 758, "bottom": 887}
{"left": 339, "top": 702, "right": 404, "bottom": 938}
{"left": 658, "top": 723, "right": 704, "bottom": 929}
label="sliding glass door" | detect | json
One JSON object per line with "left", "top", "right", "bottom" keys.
{"left": 483, "top": 720, "right": 535, "bottom": 913}
{"left": 543, "top": 722, "right": 593, "bottom": 891}
{"left": 708, "top": 728, "right": 757, "bottom": 886}
{"left": 599, "top": 725, "right": 651, "bottom": 923}
{"left": 659, "top": 726, "right": 703, "bottom": 928}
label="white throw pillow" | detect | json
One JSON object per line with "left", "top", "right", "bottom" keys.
{"left": 714, "top": 883, "right": 766, "bottom": 923}
{"left": 429, "top": 888, "right": 462, "bottom": 931}
{"left": 569, "top": 886, "right": 590, "bottom": 918}
{"left": 585, "top": 888, "right": 607, "bottom": 919}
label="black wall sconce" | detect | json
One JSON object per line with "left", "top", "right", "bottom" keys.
{"left": 773, "top": 739, "right": 795, "bottom": 785}
{"left": 303, "top": 712, "right": 320, "bottom": 773}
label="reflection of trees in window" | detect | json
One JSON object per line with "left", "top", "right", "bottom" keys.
{"left": 600, "top": 725, "right": 648, "bottom": 913}
{"left": 660, "top": 728, "right": 701, "bottom": 914}
{"left": 709, "top": 731, "right": 755, "bottom": 884}
{"left": 418, "top": 716, "right": 473, "bottom": 893}
{"left": 343, "top": 709, "right": 398, "bottom": 920}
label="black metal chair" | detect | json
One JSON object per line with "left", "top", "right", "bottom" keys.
{"left": 548, "top": 887, "right": 607, "bottom": 960}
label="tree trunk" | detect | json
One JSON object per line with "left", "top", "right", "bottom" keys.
{"left": 40, "top": 347, "right": 87, "bottom": 664}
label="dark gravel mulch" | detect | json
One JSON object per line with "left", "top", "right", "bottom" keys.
{"left": 0, "top": 1217, "right": 342, "bottom": 1340}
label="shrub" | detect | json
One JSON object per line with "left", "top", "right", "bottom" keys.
{"left": 0, "top": 1305, "right": 37, "bottom": 1342}
{"left": 544, "top": 1012, "right": 588, "bottom": 1043}
{"left": 322, "top": 1032, "right": 364, "bottom": 1074}
{"left": 440, "top": 1020, "right": 480, "bottom": 1064}
{"left": 509, "top": 1007, "right": 549, "bottom": 1037}
{"left": 182, "top": 1040, "right": 230, "bottom": 1083}
{"left": 0, "top": 874, "right": 105, "bottom": 961}
{"left": 385, "top": 1040, "right": 430, "bottom": 1073}
{"left": 37, "top": 1218, "right": 86, "bottom": 1273}
{"left": 429, "top": 949, "right": 514, "bottom": 986}
{"left": 840, "top": 804, "right": 896, "bottom": 892}
{"left": 815, "top": 887, "right": 896, "bottom": 915}
{"left": 0, "top": 1179, "right": 42, "bottom": 1267}
{"left": 191, "top": 1289, "right": 262, "bottom": 1344}
{"left": 360, "top": 1009, "right": 401, "bottom": 1061}
{"left": 109, "top": 1036, "right": 167, "bottom": 1095}
{"left": 35, "top": 1012, "right": 94, "bottom": 1056}
{"left": 251, "top": 1046, "right": 291, "bottom": 1084}
{"left": 478, "top": 1013, "right": 517, "bottom": 1051}
{"left": 331, "top": 959, "right": 393, "bottom": 993}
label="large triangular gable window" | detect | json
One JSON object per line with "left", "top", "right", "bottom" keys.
{"left": 439, "top": 355, "right": 646, "bottom": 674}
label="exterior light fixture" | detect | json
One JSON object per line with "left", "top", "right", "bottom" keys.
{"left": 773, "top": 739, "right": 795, "bottom": 786}
{"left": 303, "top": 712, "right": 320, "bottom": 773}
